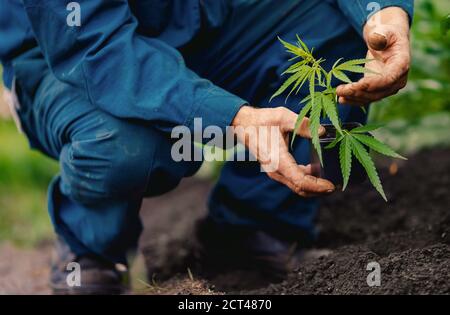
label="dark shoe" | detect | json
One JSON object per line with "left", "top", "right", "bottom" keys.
{"left": 195, "top": 218, "right": 308, "bottom": 281}
{"left": 50, "top": 237, "right": 129, "bottom": 295}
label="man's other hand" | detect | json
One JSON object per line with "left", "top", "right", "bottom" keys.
{"left": 336, "top": 7, "right": 411, "bottom": 105}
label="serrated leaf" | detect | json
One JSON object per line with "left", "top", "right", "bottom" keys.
{"left": 288, "top": 56, "right": 301, "bottom": 62}
{"left": 309, "top": 70, "right": 316, "bottom": 99}
{"left": 278, "top": 37, "right": 303, "bottom": 54}
{"left": 326, "top": 71, "right": 333, "bottom": 87}
{"left": 289, "top": 66, "right": 312, "bottom": 98}
{"left": 282, "top": 60, "right": 308, "bottom": 75}
{"left": 349, "top": 136, "right": 387, "bottom": 201}
{"left": 278, "top": 37, "right": 311, "bottom": 60}
{"left": 351, "top": 134, "right": 407, "bottom": 160}
{"left": 332, "top": 57, "right": 344, "bottom": 70}
{"left": 316, "top": 66, "right": 322, "bottom": 85}
{"left": 300, "top": 89, "right": 332, "bottom": 104}
{"left": 338, "top": 65, "right": 378, "bottom": 75}
{"left": 296, "top": 34, "right": 310, "bottom": 54}
{"left": 336, "top": 58, "right": 374, "bottom": 68}
{"left": 351, "top": 123, "right": 384, "bottom": 133}
{"left": 270, "top": 70, "right": 305, "bottom": 102}
{"left": 339, "top": 136, "right": 352, "bottom": 191}
{"left": 309, "top": 97, "right": 323, "bottom": 165}
{"left": 322, "top": 87, "right": 336, "bottom": 95}
{"left": 325, "top": 134, "right": 344, "bottom": 149}
{"left": 321, "top": 93, "right": 341, "bottom": 133}
{"left": 332, "top": 69, "right": 352, "bottom": 83}
{"left": 291, "top": 100, "right": 313, "bottom": 147}
{"left": 309, "top": 67, "right": 317, "bottom": 111}
{"left": 300, "top": 93, "right": 312, "bottom": 104}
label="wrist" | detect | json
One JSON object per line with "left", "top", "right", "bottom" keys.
{"left": 231, "top": 105, "right": 255, "bottom": 128}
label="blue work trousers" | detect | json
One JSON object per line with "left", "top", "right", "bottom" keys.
{"left": 13, "top": 1, "right": 367, "bottom": 264}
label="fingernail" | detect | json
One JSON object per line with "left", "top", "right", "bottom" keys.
{"left": 370, "top": 32, "right": 388, "bottom": 50}
{"left": 327, "top": 189, "right": 334, "bottom": 193}
{"left": 373, "top": 31, "right": 387, "bottom": 39}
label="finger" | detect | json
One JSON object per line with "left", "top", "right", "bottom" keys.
{"left": 354, "top": 65, "right": 408, "bottom": 93}
{"left": 268, "top": 172, "right": 314, "bottom": 197}
{"left": 339, "top": 90, "right": 398, "bottom": 105}
{"left": 278, "top": 107, "right": 325, "bottom": 138}
{"left": 339, "top": 88, "right": 400, "bottom": 104}
{"left": 266, "top": 153, "right": 308, "bottom": 195}
{"left": 367, "top": 30, "right": 391, "bottom": 51}
{"left": 338, "top": 75, "right": 406, "bottom": 104}
{"left": 298, "top": 174, "right": 335, "bottom": 194}
{"left": 293, "top": 117, "right": 326, "bottom": 138}
{"left": 339, "top": 96, "right": 368, "bottom": 106}
{"left": 337, "top": 71, "right": 408, "bottom": 100}
{"left": 277, "top": 156, "right": 335, "bottom": 195}
{"left": 275, "top": 150, "right": 314, "bottom": 194}
{"left": 336, "top": 53, "right": 409, "bottom": 95}
{"left": 300, "top": 164, "right": 313, "bottom": 175}
{"left": 269, "top": 168, "right": 324, "bottom": 198}
{"left": 268, "top": 152, "right": 335, "bottom": 196}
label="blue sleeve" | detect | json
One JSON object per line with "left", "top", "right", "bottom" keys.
{"left": 0, "top": 0, "right": 35, "bottom": 88}
{"left": 20, "top": 0, "right": 246, "bottom": 134}
{"left": 335, "top": 0, "right": 414, "bottom": 36}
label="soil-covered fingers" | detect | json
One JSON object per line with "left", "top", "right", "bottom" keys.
{"left": 268, "top": 172, "right": 314, "bottom": 197}
{"left": 269, "top": 169, "right": 335, "bottom": 197}
{"left": 269, "top": 151, "right": 335, "bottom": 197}
{"left": 297, "top": 174, "right": 335, "bottom": 195}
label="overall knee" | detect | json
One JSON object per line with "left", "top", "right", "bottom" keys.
{"left": 60, "top": 127, "right": 154, "bottom": 205}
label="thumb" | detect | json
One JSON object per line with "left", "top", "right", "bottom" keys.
{"left": 367, "top": 29, "right": 391, "bottom": 51}
{"left": 281, "top": 111, "right": 325, "bottom": 139}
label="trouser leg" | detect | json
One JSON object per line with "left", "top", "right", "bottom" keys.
{"left": 13, "top": 51, "right": 201, "bottom": 264}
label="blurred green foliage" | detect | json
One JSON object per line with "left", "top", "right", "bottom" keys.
{"left": 0, "top": 0, "right": 449, "bottom": 246}
{"left": 370, "top": 0, "right": 450, "bottom": 123}
{"left": 369, "top": 0, "right": 450, "bottom": 154}
{"left": 0, "top": 119, "right": 58, "bottom": 245}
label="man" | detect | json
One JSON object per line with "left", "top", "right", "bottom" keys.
{"left": 0, "top": 0, "right": 412, "bottom": 294}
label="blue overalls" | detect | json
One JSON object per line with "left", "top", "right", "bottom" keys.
{"left": 0, "top": 0, "right": 413, "bottom": 264}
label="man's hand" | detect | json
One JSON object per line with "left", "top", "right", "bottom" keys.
{"left": 336, "top": 7, "right": 411, "bottom": 105}
{"left": 232, "top": 106, "right": 335, "bottom": 197}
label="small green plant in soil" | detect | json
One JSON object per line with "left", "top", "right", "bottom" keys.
{"left": 271, "top": 36, "right": 406, "bottom": 201}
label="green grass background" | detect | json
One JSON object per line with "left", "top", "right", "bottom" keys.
{"left": 0, "top": 119, "right": 58, "bottom": 245}
{"left": 0, "top": 0, "right": 449, "bottom": 246}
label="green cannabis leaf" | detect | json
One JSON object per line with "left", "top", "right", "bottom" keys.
{"left": 351, "top": 134, "right": 407, "bottom": 160}
{"left": 349, "top": 135, "right": 387, "bottom": 201}
{"left": 309, "top": 97, "right": 323, "bottom": 165}
{"left": 291, "top": 100, "right": 313, "bottom": 147}
{"left": 321, "top": 93, "right": 341, "bottom": 134}
{"left": 271, "top": 35, "right": 406, "bottom": 200}
{"left": 350, "top": 123, "right": 384, "bottom": 134}
{"left": 339, "top": 135, "right": 352, "bottom": 191}
{"left": 331, "top": 69, "right": 352, "bottom": 83}
{"left": 325, "top": 134, "right": 343, "bottom": 149}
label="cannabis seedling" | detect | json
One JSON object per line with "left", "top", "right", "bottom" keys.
{"left": 271, "top": 36, "right": 406, "bottom": 201}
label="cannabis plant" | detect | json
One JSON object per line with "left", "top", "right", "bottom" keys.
{"left": 271, "top": 36, "right": 406, "bottom": 201}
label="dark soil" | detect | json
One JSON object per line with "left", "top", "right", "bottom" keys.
{"left": 139, "top": 148, "right": 450, "bottom": 295}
